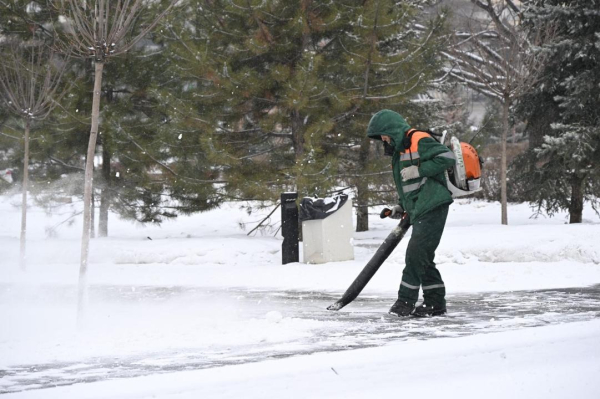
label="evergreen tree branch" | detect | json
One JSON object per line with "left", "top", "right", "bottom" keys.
{"left": 48, "top": 156, "right": 84, "bottom": 171}
{"left": 125, "top": 134, "right": 225, "bottom": 184}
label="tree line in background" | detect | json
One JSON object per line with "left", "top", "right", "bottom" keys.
{"left": 1, "top": 0, "right": 598, "bottom": 238}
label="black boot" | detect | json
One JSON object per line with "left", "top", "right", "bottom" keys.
{"left": 412, "top": 303, "right": 447, "bottom": 317}
{"left": 388, "top": 300, "right": 415, "bottom": 317}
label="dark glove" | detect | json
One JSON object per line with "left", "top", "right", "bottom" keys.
{"left": 380, "top": 205, "right": 404, "bottom": 219}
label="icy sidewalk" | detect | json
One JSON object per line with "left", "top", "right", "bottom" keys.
{"left": 2, "top": 284, "right": 600, "bottom": 394}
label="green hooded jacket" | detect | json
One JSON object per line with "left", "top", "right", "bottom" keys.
{"left": 367, "top": 109, "right": 456, "bottom": 223}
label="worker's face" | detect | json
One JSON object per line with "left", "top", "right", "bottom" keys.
{"left": 381, "top": 135, "right": 395, "bottom": 156}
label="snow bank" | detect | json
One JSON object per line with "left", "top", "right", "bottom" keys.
{"left": 1, "top": 197, "right": 599, "bottom": 294}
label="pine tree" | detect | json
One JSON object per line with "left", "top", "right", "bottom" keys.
{"left": 105, "top": 54, "right": 225, "bottom": 226}
{"left": 515, "top": 0, "right": 600, "bottom": 223}
{"left": 93, "top": 52, "right": 173, "bottom": 232}
{"left": 162, "top": 0, "right": 447, "bottom": 231}
{"left": 328, "top": 3, "right": 447, "bottom": 231}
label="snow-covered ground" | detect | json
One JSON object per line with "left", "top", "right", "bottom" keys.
{"left": 5, "top": 320, "right": 600, "bottom": 399}
{"left": 1, "top": 194, "right": 599, "bottom": 398}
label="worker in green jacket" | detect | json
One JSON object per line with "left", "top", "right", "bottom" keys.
{"left": 367, "top": 109, "right": 456, "bottom": 317}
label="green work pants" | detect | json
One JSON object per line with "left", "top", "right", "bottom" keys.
{"left": 398, "top": 204, "right": 448, "bottom": 307}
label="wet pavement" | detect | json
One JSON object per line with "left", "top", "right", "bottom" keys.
{"left": 2, "top": 284, "right": 600, "bottom": 394}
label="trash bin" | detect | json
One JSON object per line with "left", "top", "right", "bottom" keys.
{"left": 299, "top": 194, "right": 354, "bottom": 264}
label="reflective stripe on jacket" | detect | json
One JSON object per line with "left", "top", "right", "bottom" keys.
{"left": 392, "top": 129, "right": 456, "bottom": 222}
{"left": 366, "top": 110, "right": 456, "bottom": 223}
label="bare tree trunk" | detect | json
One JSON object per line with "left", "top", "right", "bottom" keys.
{"left": 291, "top": 111, "right": 305, "bottom": 160}
{"left": 291, "top": 109, "right": 305, "bottom": 241}
{"left": 19, "top": 120, "right": 30, "bottom": 271}
{"left": 500, "top": 100, "right": 509, "bottom": 225}
{"left": 355, "top": 189, "right": 368, "bottom": 232}
{"left": 526, "top": 93, "right": 559, "bottom": 150}
{"left": 90, "top": 190, "right": 95, "bottom": 238}
{"left": 99, "top": 145, "right": 110, "bottom": 237}
{"left": 78, "top": 61, "right": 104, "bottom": 322}
{"left": 354, "top": 0, "right": 379, "bottom": 232}
{"left": 569, "top": 174, "right": 584, "bottom": 224}
{"left": 356, "top": 136, "right": 371, "bottom": 232}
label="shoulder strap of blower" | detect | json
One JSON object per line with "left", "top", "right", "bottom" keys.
{"left": 403, "top": 128, "right": 450, "bottom": 187}
{"left": 403, "top": 128, "right": 443, "bottom": 150}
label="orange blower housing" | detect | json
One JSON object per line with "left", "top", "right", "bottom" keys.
{"left": 461, "top": 142, "right": 481, "bottom": 180}
{"left": 445, "top": 136, "right": 483, "bottom": 197}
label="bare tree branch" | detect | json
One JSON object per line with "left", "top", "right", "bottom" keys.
{"left": 441, "top": 0, "right": 554, "bottom": 225}
{"left": 45, "top": 0, "right": 179, "bottom": 324}
{"left": 49, "top": 156, "right": 85, "bottom": 171}
{"left": 50, "top": 0, "right": 178, "bottom": 62}
{"left": 0, "top": 40, "right": 71, "bottom": 271}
